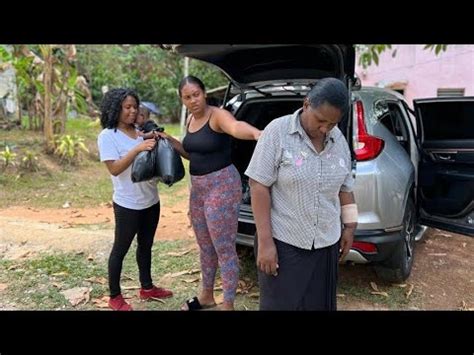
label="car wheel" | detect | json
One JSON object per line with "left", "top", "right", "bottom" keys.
{"left": 375, "top": 197, "right": 416, "bottom": 282}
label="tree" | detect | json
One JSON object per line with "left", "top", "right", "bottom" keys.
{"left": 357, "top": 44, "right": 448, "bottom": 69}
{"left": 76, "top": 45, "right": 227, "bottom": 123}
{"left": 41, "top": 45, "right": 54, "bottom": 153}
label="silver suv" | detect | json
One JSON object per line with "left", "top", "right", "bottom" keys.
{"left": 168, "top": 45, "right": 474, "bottom": 282}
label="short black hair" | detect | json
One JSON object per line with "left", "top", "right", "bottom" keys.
{"left": 100, "top": 88, "right": 139, "bottom": 129}
{"left": 178, "top": 75, "right": 206, "bottom": 97}
{"left": 306, "top": 78, "right": 349, "bottom": 116}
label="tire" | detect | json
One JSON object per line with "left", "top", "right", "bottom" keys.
{"left": 375, "top": 197, "right": 416, "bottom": 282}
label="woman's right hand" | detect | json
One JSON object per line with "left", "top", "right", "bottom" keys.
{"left": 136, "top": 139, "right": 156, "bottom": 153}
{"left": 257, "top": 239, "right": 279, "bottom": 276}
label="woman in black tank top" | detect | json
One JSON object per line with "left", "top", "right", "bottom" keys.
{"left": 157, "top": 76, "right": 261, "bottom": 311}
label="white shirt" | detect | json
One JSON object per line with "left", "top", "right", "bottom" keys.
{"left": 97, "top": 128, "right": 159, "bottom": 210}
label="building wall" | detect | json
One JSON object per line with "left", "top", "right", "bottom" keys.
{"left": 356, "top": 45, "right": 474, "bottom": 106}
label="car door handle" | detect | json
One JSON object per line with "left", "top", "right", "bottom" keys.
{"left": 437, "top": 154, "right": 452, "bottom": 160}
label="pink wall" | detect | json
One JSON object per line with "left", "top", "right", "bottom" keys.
{"left": 356, "top": 45, "right": 474, "bottom": 107}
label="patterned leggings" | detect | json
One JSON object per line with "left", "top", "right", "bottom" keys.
{"left": 190, "top": 164, "right": 242, "bottom": 303}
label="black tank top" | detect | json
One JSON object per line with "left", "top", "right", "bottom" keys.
{"left": 182, "top": 111, "right": 232, "bottom": 176}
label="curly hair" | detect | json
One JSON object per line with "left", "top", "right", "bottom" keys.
{"left": 100, "top": 88, "right": 140, "bottom": 129}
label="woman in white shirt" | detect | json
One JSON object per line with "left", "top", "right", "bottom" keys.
{"left": 97, "top": 88, "right": 173, "bottom": 311}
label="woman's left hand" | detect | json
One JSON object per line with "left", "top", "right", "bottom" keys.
{"left": 254, "top": 130, "right": 262, "bottom": 141}
{"left": 339, "top": 226, "right": 355, "bottom": 262}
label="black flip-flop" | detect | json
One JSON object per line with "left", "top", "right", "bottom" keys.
{"left": 182, "top": 296, "right": 216, "bottom": 311}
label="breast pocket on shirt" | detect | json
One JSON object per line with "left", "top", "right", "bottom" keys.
{"left": 322, "top": 157, "right": 349, "bottom": 194}
{"left": 277, "top": 147, "right": 310, "bottom": 183}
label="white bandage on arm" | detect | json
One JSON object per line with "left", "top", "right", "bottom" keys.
{"left": 341, "top": 203, "right": 358, "bottom": 224}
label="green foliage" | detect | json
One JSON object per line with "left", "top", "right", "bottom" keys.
{"left": 75, "top": 45, "right": 227, "bottom": 122}
{"left": 20, "top": 150, "right": 40, "bottom": 172}
{"left": 54, "top": 134, "right": 89, "bottom": 165}
{"left": 424, "top": 44, "right": 448, "bottom": 55}
{"left": 0, "top": 145, "right": 17, "bottom": 167}
{"left": 357, "top": 44, "right": 448, "bottom": 69}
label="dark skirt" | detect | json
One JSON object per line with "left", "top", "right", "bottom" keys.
{"left": 256, "top": 238, "right": 339, "bottom": 311}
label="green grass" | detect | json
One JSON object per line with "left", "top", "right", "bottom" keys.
{"left": 337, "top": 264, "right": 418, "bottom": 309}
{"left": 0, "top": 119, "right": 189, "bottom": 209}
{"left": 0, "top": 162, "right": 113, "bottom": 208}
{"left": 0, "top": 240, "right": 260, "bottom": 310}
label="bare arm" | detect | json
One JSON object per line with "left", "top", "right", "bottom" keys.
{"left": 249, "top": 178, "right": 278, "bottom": 276}
{"left": 155, "top": 131, "right": 190, "bottom": 160}
{"left": 214, "top": 109, "right": 261, "bottom": 140}
{"left": 103, "top": 139, "right": 156, "bottom": 176}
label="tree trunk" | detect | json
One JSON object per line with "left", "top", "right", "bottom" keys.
{"left": 43, "top": 45, "right": 55, "bottom": 153}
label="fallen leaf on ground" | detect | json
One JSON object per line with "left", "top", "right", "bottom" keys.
{"left": 392, "top": 283, "right": 407, "bottom": 288}
{"left": 87, "top": 254, "right": 94, "bottom": 261}
{"left": 462, "top": 242, "right": 467, "bottom": 248}
{"left": 182, "top": 278, "right": 200, "bottom": 283}
{"left": 370, "top": 291, "right": 389, "bottom": 297}
{"left": 85, "top": 276, "right": 107, "bottom": 285}
{"left": 52, "top": 272, "right": 69, "bottom": 277}
{"left": 122, "top": 274, "right": 135, "bottom": 281}
{"left": 186, "top": 231, "right": 195, "bottom": 238}
{"left": 249, "top": 292, "right": 260, "bottom": 299}
{"left": 51, "top": 283, "right": 62, "bottom": 289}
{"left": 406, "top": 284, "right": 415, "bottom": 299}
{"left": 171, "top": 210, "right": 182, "bottom": 214}
{"left": 149, "top": 297, "right": 166, "bottom": 304}
{"left": 122, "top": 286, "right": 140, "bottom": 290}
{"left": 75, "top": 251, "right": 85, "bottom": 256}
{"left": 167, "top": 269, "right": 200, "bottom": 278}
{"left": 428, "top": 253, "right": 447, "bottom": 256}
{"left": 436, "top": 233, "right": 452, "bottom": 238}
{"left": 336, "top": 294, "right": 345, "bottom": 298}
{"left": 7, "top": 264, "right": 21, "bottom": 271}
{"left": 165, "top": 249, "right": 192, "bottom": 257}
{"left": 92, "top": 296, "right": 109, "bottom": 308}
{"left": 370, "top": 281, "right": 379, "bottom": 292}
{"left": 243, "top": 305, "right": 249, "bottom": 311}
{"left": 61, "top": 287, "right": 90, "bottom": 306}
{"left": 214, "top": 286, "right": 223, "bottom": 291}
{"left": 62, "top": 201, "right": 71, "bottom": 209}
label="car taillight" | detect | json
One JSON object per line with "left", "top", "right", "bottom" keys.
{"left": 354, "top": 101, "right": 384, "bottom": 161}
{"left": 352, "top": 241, "right": 378, "bottom": 254}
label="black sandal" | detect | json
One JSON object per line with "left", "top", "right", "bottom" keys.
{"left": 182, "top": 296, "right": 216, "bottom": 311}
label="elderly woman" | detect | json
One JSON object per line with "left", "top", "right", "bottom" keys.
{"left": 245, "top": 78, "right": 357, "bottom": 310}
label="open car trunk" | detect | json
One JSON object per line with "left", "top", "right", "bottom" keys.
{"left": 230, "top": 96, "right": 304, "bottom": 242}
{"left": 414, "top": 97, "right": 474, "bottom": 236}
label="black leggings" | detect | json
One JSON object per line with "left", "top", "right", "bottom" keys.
{"left": 109, "top": 202, "right": 160, "bottom": 298}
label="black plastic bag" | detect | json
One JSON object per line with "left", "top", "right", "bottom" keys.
{"left": 131, "top": 148, "right": 156, "bottom": 183}
{"left": 155, "top": 138, "right": 185, "bottom": 186}
{"left": 142, "top": 120, "right": 164, "bottom": 133}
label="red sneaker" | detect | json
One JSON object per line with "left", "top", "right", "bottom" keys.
{"left": 108, "top": 294, "right": 133, "bottom": 311}
{"left": 139, "top": 286, "right": 173, "bottom": 300}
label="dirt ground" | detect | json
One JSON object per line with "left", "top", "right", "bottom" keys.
{"left": 0, "top": 201, "right": 473, "bottom": 310}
